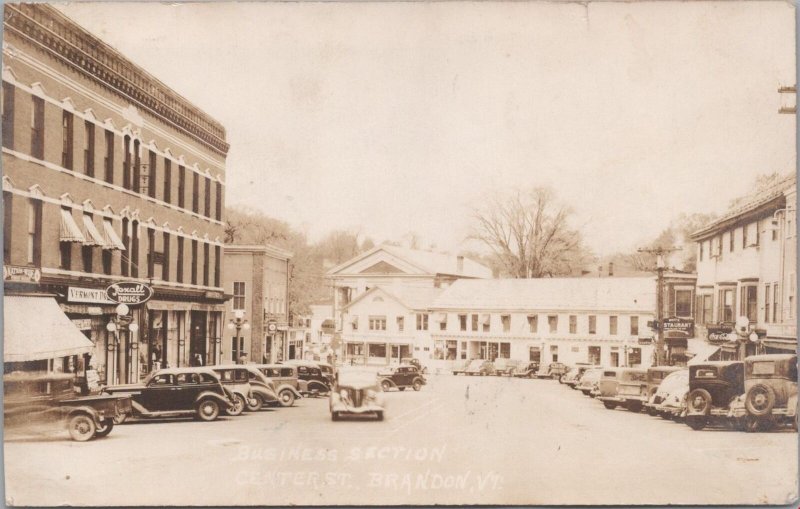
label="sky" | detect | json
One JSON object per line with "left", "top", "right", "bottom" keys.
{"left": 56, "top": 1, "right": 796, "bottom": 257}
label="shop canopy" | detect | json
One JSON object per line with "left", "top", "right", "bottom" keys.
{"left": 3, "top": 296, "right": 94, "bottom": 362}
{"left": 686, "top": 338, "right": 721, "bottom": 365}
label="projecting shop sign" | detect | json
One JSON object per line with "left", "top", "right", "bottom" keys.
{"left": 106, "top": 282, "right": 154, "bottom": 305}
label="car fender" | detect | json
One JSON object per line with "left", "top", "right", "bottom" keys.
{"left": 66, "top": 406, "right": 103, "bottom": 426}
{"left": 379, "top": 377, "right": 398, "bottom": 389}
{"left": 276, "top": 384, "right": 302, "bottom": 399}
{"left": 306, "top": 380, "right": 330, "bottom": 393}
{"left": 195, "top": 391, "right": 231, "bottom": 407}
{"left": 252, "top": 385, "right": 279, "bottom": 402}
{"left": 412, "top": 377, "right": 426, "bottom": 385}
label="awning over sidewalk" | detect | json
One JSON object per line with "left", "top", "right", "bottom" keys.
{"left": 3, "top": 296, "right": 94, "bottom": 362}
{"left": 762, "top": 338, "right": 797, "bottom": 352}
{"left": 686, "top": 338, "right": 721, "bottom": 365}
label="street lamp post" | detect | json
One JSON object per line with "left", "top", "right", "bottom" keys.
{"left": 227, "top": 310, "right": 250, "bottom": 364}
{"left": 105, "top": 303, "right": 139, "bottom": 384}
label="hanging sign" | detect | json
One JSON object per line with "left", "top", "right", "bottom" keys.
{"left": 106, "top": 282, "right": 154, "bottom": 305}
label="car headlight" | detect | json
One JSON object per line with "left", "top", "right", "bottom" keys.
{"left": 366, "top": 389, "right": 377, "bottom": 400}
{"left": 340, "top": 389, "right": 348, "bottom": 398}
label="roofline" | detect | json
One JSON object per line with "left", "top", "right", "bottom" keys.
{"left": 224, "top": 244, "right": 293, "bottom": 260}
{"left": 324, "top": 245, "right": 429, "bottom": 277}
{"left": 341, "top": 286, "right": 410, "bottom": 312}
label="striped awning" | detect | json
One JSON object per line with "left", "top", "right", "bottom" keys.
{"left": 82, "top": 214, "right": 107, "bottom": 247}
{"left": 59, "top": 209, "right": 86, "bottom": 243}
{"left": 102, "top": 220, "right": 126, "bottom": 250}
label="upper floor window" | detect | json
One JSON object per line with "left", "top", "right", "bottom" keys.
{"left": 104, "top": 130, "right": 114, "bottom": 184}
{"left": 764, "top": 283, "right": 772, "bottom": 324}
{"left": 397, "top": 316, "right": 405, "bottom": 332}
{"left": 178, "top": 165, "right": 186, "bottom": 208}
{"left": 214, "top": 245, "right": 221, "bottom": 288}
{"left": 2, "top": 82, "right": 14, "bottom": 150}
{"left": 501, "top": 315, "right": 510, "bottom": 333}
{"left": 459, "top": 314, "right": 467, "bottom": 331}
{"left": 739, "top": 285, "right": 757, "bottom": 323}
{"left": 369, "top": 316, "right": 387, "bottom": 331}
{"left": 416, "top": 313, "right": 429, "bottom": 331}
{"left": 31, "top": 96, "right": 44, "bottom": 160}
{"left": 569, "top": 315, "right": 577, "bottom": 334}
{"left": 729, "top": 228, "right": 735, "bottom": 252}
{"left": 176, "top": 236, "right": 185, "bottom": 283}
{"left": 789, "top": 275, "right": 795, "bottom": 319}
{"left": 26, "top": 199, "right": 42, "bottom": 265}
{"left": 190, "top": 239, "right": 198, "bottom": 285}
{"left": 233, "top": 281, "right": 246, "bottom": 310}
{"left": 527, "top": 315, "right": 537, "bottom": 333}
{"left": 718, "top": 288, "right": 735, "bottom": 323}
{"left": 192, "top": 172, "right": 199, "bottom": 214}
{"left": 471, "top": 314, "right": 478, "bottom": 332}
{"left": 61, "top": 111, "right": 74, "bottom": 170}
{"left": 83, "top": 121, "right": 95, "bottom": 177}
{"left": 675, "top": 289, "right": 693, "bottom": 317}
{"left": 162, "top": 231, "right": 171, "bottom": 282}
{"left": 630, "top": 316, "right": 639, "bottom": 336}
{"left": 147, "top": 151, "right": 157, "bottom": 198}
{"left": 437, "top": 314, "right": 446, "bottom": 331}
{"left": 215, "top": 181, "right": 223, "bottom": 221}
{"left": 609, "top": 316, "right": 618, "bottom": 335}
{"left": 204, "top": 177, "right": 211, "bottom": 218}
{"left": 203, "top": 242, "right": 210, "bottom": 286}
{"left": 548, "top": 315, "right": 558, "bottom": 334}
{"left": 482, "top": 314, "right": 490, "bottom": 332}
{"left": 163, "top": 159, "right": 172, "bottom": 204}
{"left": 3, "top": 192, "right": 11, "bottom": 263}
{"left": 122, "top": 135, "right": 131, "bottom": 190}
{"left": 698, "top": 241, "right": 704, "bottom": 262}
{"left": 588, "top": 315, "right": 597, "bottom": 334}
{"left": 698, "top": 294, "right": 713, "bottom": 325}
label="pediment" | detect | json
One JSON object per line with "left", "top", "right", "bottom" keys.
{"left": 360, "top": 260, "right": 407, "bottom": 275}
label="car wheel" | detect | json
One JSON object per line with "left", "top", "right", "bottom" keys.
{"left": 603, "top": 401, "right": 617, "bottom": 410}
{"left": 278, "top": 390, "right": 295, "bottom": 407}
{"left": 659, "top": 411, "right": 672, "bottom": 420}
{"left": 376, "top": 411, "right": 384, "bottom": 421}
{"left": 113, "top": 413, "right": 128, "bottom": 425}
{"left": 412, "top": 380, "right": 422, "bottom": 391}
{"left": 67, "top": 413, "right": 96, "bottom": 442}
{"left": 331, "top": 412, "right": 340, "bottom": 422}
{"left": 687, "top": 389, "right": 712, "bottom": 415}
{"left": 745, "top": 384, "right": 776, "bottom": 417}
{"left": 94, "top": 418, "right": 114, "bottom": 438}
{"left": 246, "top": 395, "right": 264, "bottom": 412}
{"left": 686, "top": 415, "right": 707, "bottom": 431}
{"left": 399, "top": 387, "right": 406, "bottom": 391}
{"left": 626, "top": 401, "right": 643, "bottom": 413}
{"left": 381, "top": 380, "right": 392, "bottom": 391}
{"left": 581, "top": 390, "right": 589, "bottom": 396}
{"left": 196, "top": 399, "right": 220, "bottom": 422}
{"left": 226, "top": 394, "right": 246, "bottom": 416}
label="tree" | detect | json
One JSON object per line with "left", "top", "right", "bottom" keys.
{"left": 469, "top": 187, "right": 593, "bottom": 278}
{"left": 621, "top": 212, "right": 717, "bottom": 273}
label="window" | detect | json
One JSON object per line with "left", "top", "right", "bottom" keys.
{"left": 699, "top": 294, "right": 712, "bottom": 325}
{"left": 461, "top": 342, "right": 467, "bottom": 360}
{"left": 83, "top": 121, "right": 94, "bottom": 177}
{"left": 204, "top": 177, "right": 211, "bottom": 218}
{"left": 471, "top": 313, "right": 478, "bottom": 332}
{"left": 162, "top": 232, "right": 171, "bottom": 281}
{"left": 499, "top": 342, "right": 510, "bottom": 359}
{"left": 629, "top": 347, "right": 642, "bottom": 366}
{"left": 548, "top": 315, "right": 558, "bottom": 333}
{"left": 31, "top": 96, "right": 44, "bottom": 160}
{"left": 60, "top": 214, "right": 72, "bottom": 270}
{"left": 740, "top": 285, "right": 757, "bottom": 323}
{"left": 630, "top": 316, "right": 639, "bottom": 336}
{"left": 2, "top": 82, "right": 14, "bottom": 150}
{"left": 102, "top": 248, "right": 112, "bottom": 275}
{"left": 203, "top": 242, "right": 210, "bottom": 286}
{"left": 459, "top": 314, "right": 467, "bottom": 331}
{"left": 588, "top": 315, "right": 596, "bottom": 334}
{"left": 132, "top": 140, "right": 141, "bottom": 193}
{"left": 352, "top": 317, "right": 359, "bottom": 331}
{"left": 718, "top": 288, "right": 735, "bottom": 323}
{"left": 163, "top": 159, "right": 172, "bottom": 204}
{"left": 120, "top": 218, "right": 129, "bottom": 277}
{"left": 176, "top": 236, "right": 184, "bottom": 283}
{"left": 214, "top": 245, "right": 221, "bottom": 287}
{"left": 148, "top": 151, "right": 157, "bottom": 198}
{"left": 396, "top": 316, "right": 404, "bottom": 332}
{"left": 765, "top": 284, "right": 772, "bottom": 323}
{"left": 675, "top": 289, "right": 693, "bottom": 317}
{"left": 698, "top": 241, "right": 704, "bottom": 262}
{"left": 774, "top": 283, "right": 781, "bottom": 322}
{"left": 215, "top": 181, "right": 222, "bottom": 221}
{"left": 438, "top": 315, "right": 446, "bottom": 331}
{"left": 122, "top": 136, "right": 131, "bottom": 190}
{"left": 233, "top": 282, "right": 246, "bottom": 310}
{"left": 230, "top": 337, "right": 245, "bottom": 363}
{"left": 527, "top": 315, "right": 537, "bottom": 333}
{"left": 146, "top": 228, "right": 155, "bottom": 278}
{"left": 368, "top": 343, "right": 386, "bottom": 358}
{"left": 26, "top": 199, "right": 41, "bottom": 265}
{"left": 482, "top": 315, "right": 490, "bottom": 332}
{"left": 81, "top": 243, "right": 92, "bottom": 273}
{"left": 729, "top": 229, "right": 735, "bottom": 252}
{"left": 744, "top": 222, "right": 759, "bottom": 247}
{"left": 588, "top": 346, "right": 601, "bottom": 365}
{"left": 501, "top": 315, "right": 510, "bottom": 333}
{"left": 609, "top": 315, "right": 618, "bottom": 335}
{"left": 178, "top": 165, "right": 186, "bottom": 208}
{"left": 369, "top": 316, "right": 387, "bottom": 331}
{"left": 550, "top": 345, "right": 559, "bottom": 363}
{"left": 3, "top": 192, "right": 11, "bottom": 263}
{"left": 192, "top": 172, "right": 199, "bottom": 213}
{"left": 416, "top": 313, "right": 429, "bottom": 331}
{"left": 130, "top": 221, "right": 139, "bottom": 278}
{"left": 191, "top": 240, "right": 198, "bottom": 285}
{"left": 569, "top": 315, "right": 577, "bottom": 334}
{"left": 104, "top": 130, "right": 114, "bottom": 184}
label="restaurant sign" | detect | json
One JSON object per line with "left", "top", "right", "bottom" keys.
{"left": 707, "top": 324, "right": 734, "bottom": 344}
{"left": 106, "top": 282, "right": 154, "bottom": 305}
{"left": 3, "top": 264, "right": 41, "bottom": 283}
{"left": 661, "top": 317, "right": 694, "bottom": 337}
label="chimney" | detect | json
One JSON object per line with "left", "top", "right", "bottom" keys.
{"left": 457, "top": 255, "right": 464, "bottom": 273}
{"left": 608, "top": 262, "right": 614, "bottom": 277}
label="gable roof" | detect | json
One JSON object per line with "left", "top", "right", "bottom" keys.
{"left": 326, "top": 243, "right": 491, "bottom": 279}
{"left": 431, "top": 277, "right": 656, "bottom": 313}
{"left": 343, "top": 285, "right": 444, "bottom": 312}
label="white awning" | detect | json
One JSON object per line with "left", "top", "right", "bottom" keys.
{"left": 59, "top": 209, "right": 86, "bottom": 243}
{"left": 82, "top": 215, "right": 107, "bottom": 247}
{"left": 3, "top": 296, "right": 95, "bottom": 362}
{"left": 481, "top": 314, "right": 491, "bottom": 325}
{"left": 686, "top": 339, "right": 721, "bottom": 365}
{"left": 102, "top": 220, "right": 126, "bottom": 251}
{"left": 435, "top": 313, "right": 448, "bottom": 323}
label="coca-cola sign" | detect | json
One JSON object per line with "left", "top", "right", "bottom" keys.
{"left": 106, "top": 282, "right": 154, "bottom": 305}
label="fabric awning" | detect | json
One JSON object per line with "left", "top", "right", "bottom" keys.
{"left": 60, "top": 209, "right": 86, "bottom": 243}
{"left": 481, "top": 314, "right": 491, "bottom": 325}
{"left": 82, "top": 215, "right": 107, "bottom": 247}
{"left": 687, "top": 339, "right": 721, "bottom": 365}
{"left": 762, "top": 338, "right": 797, "bottom": 352}
{"left": 4, "top": 296, "right": 94, "bottom": 362}
{"left": 435, "top": 313, "right": 447, "bottom": 323}
{"left": 102, "top": 220, "right": 126, "bottom": 251}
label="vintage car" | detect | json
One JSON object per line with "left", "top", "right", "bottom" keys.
{"left": 493, "top": 359, "right": 522, "bottom": 376}
{"left": 401, "top": 357, "right": 428, "bottom": 374}
{"left": 239, "top": 365, "right": 281, "bottom": 410}
{"left": 330, "top": 371, "right": 385, "bottom": 421}
{"left": 729, "top": 354, "right": 798, "bottom": 432}
{"left": 285, "top": 363, "right": 331, "bottom": 396}
{"left": 684, "top": 361, "right": 745, "bottom": 431}
{"left": 451, "top": 360, "right": 470, "bottom": 376}
{"left": 598, "top": 368, "right": 648, "bottom": 412}
{"left": 536, "top": 362, "right": 568, "bottom": 379}
{"left": 513, "top": 361, "right": 541, "bottom": 379}
{"left": 284, "top": 359, "right": 335, "bottom": 386}
{"left": 576, "top": 368, "right": 603, "bottom": 396}
{"left": 104, "top": 367, "right": 233, "bottom": 422}
{"left": 596, "top": 368, "right": 621, "bottom": 406}
{"left": 465, "top": 359, "right": 495, "bottom": 376}
{"left": 647, "top": 369, "right": 689, "bottom": 420}
{"left": 211, "top": 365, "right": 255, "bottom": 416}
{"left": 4, "top": 372, "right": 133, "bottom": 441}
{"left": 253, "top": 364, "right": 304, "bottom": 406}
{"left": 378, "top": 365, "right": 427, "bottom": 391}
{"left": 561, "top": 364, "right": 592, "bottom": 387}
{"left": 645, "top": 366, "right": 684, "bottom": 405}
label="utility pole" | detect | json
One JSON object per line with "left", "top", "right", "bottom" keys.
{"left": 637, "top": 246, "right": 682, "bottom": 366}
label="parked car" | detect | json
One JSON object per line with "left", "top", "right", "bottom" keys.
{"left": 465, "top": 359, "right": 495, "bottom": 376}
{"left": 493, "top": 359, "right": 522, "bottom": 376}
{"left": 597, "top": 368, "right": 621, "bottom": 406}
{"left": 252, "top": 364, "right": 303, "bottom": 407}
{"left": 283, "top": 360, "right": 335, "bottom": 391}
{"left": 684, "top": 361, "right": 744, "bottom": 431}
{"left": 211, "top": 365, "right": 254, "bottom": 416}
{"left": 598, "top": 368, "right": 648, "bottom": 412}
{"left": 729, "top": 354, "right": 798, "bottom": 432}
{"left": 451, "top": 360, "right": 470, "bottom": 376}
{"left": 103, "top": 367, "right": 233, "bottom": 422}
{"left": 240, "top": 365, "right": 281, "bottom": 410}
{"left": 378, "top": 365, "right": 427, "bottom": 391}
{"left": 645, "top": 366, "right": 684, "bottom": 411}
{"left": 513, "top": 361, "right": 541, "bottom": 379}
{"left": 561, "top": 364, "right": 592, "bottom": 387}
{"left": 645, "top": 369, "right": 689, "bottom": 419}
{"left": 576, "top": 368, "right": 603, "bottom": 396}
{"left": 4, "top": 372, "right": 132, "bottom": 441}
{"left": 330, "top": 371, "right": 385, "bottom": 421}
{"left": 536, "top": 362, "right": 568, "bottom": 379}
{"left": 401, "top": 357, "right": 428, "bottom": 374}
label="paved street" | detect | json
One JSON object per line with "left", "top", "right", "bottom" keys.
{"left": 5, "top": 373, "right": 797, "bottom": 506}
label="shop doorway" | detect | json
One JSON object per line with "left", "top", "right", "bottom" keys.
{"left": 190, "top": 311, "right": 207, "bottom": 366}
{"left": 610, "top": 351, "right": 620, "bottom": 367}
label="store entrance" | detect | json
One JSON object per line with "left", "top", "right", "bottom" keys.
{"left": 190, "top": 311, "right": 207, "bottom": 366}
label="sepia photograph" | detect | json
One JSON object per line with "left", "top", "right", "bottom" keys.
{"left": 1, "top": 0, "right": 797, "bottom": 506}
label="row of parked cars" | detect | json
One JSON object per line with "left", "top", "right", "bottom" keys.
{"left": 451, "top": 359, "right": 568, "bottom": 379}
{"left": 559, "top": 354, "right": 798, "bottom": 432}
{"left": 4, "top": 359, "right": 336, "bottom": 441}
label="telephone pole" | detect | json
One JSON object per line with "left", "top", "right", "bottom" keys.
{"left": 637, "top": 246, "right": 682, "bottom": 366}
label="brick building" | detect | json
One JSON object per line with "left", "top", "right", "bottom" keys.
{"left": 2, "top": 4, "right": 229, "bottom": 382}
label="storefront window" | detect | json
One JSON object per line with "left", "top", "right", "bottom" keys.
{"left": 433, "top": 340, "right": 445, "bottom": 360}
{"left": 460, "top": 341, "right": 467, "bottom": 360}
{"left": 499, "top": 342, "right": 510, "bottom": 359}
{"left": 446, "top": 340, "right": 457, "bottom": 360}
{"left": 588, "top": 346, "right": 601, "bottom": 365}
{"left": 629, "top": 347, "right": 642, "bottom": 366}
{"left": 368, "top": 343, "right": 386, "bottom": 358}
